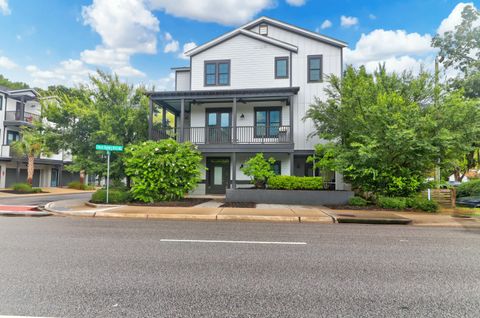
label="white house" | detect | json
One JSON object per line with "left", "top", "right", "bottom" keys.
{"left": 0, "top": 86, "right": 78, "bottom": 188}
{"left": 147, "top": 16, "right": 348, "bottom": 195}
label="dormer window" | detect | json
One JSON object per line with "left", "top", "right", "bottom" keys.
{"left": 259, "top": 24, "right": 268, "bottom": 36}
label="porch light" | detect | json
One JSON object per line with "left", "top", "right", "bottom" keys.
{"left": 240, "top": 113, "right": 245, "bottom": 120}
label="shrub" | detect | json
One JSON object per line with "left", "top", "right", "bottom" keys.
{"left": 407, "top": 197, "right": 439, "bottom": 212}
{"left": 241, "top": 153, "right": 276, "bottom": 189}
{"left": 91, "top": 189, "right": 131, "bottom": 204}
{"left": 12, "top": 182, "right": 42, "bottom": 193}
{"left": 348, "top": 196, "right": 368, "bottom": 206}
{"left": 68, "top": 181, "right": 94, "bottom": 190}
{"left": 267, "top": 176, "right": 324, "bottom": 190}
{"left": 377, "top": 196, "right": 407, "bottom": 210}
{"left": 456, "top": 179, "right": 480, "bottom": 198}
{"left": 124, "top": 140, "right": 202, "bottom": 202}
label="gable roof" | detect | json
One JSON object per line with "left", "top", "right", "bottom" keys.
{"left": 185, "top": 16, "right": 347, "bottom": 57}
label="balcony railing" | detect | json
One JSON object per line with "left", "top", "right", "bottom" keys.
{"left": 5, "top": 111, "right": 41, "bottom": 123}
{"left": 151, "top": 126, "right": 292, "bottom": 145}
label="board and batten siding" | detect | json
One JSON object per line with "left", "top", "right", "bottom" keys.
{"left": 190, "top": 34, "right": 290, "bottom": 91}
{"left": 248, "top": 24, "right": 343, "bottom": 150}
{"left": 175, "top": 71, "right": 191, "bottom": 91}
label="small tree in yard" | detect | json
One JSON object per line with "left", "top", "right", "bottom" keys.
{"left": 241, "top": 153, "right": 276, "bottom": 189}
{"left": 11, "top": 125, "right": 52, "bottom": 185}
{"left": 124, "top": 139, "right": 202, "bottom": 202}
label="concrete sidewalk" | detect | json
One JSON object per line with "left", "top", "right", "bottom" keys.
{"left": 44, "top": 200, "right": 334, "bottom": 223}
{"left": 0, "top": 187, "right": 95, "bottom": 198}
{"left": 42, "top": 199, "right": 480, "bottom": 227}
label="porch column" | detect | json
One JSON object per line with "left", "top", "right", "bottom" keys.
{"left": 232, "top": 97, "right": 237, "bottom": 143}
{"left": 231, "top": 152, "right": 237, "bottom": 189}
{"left": 289, "top": 95, "right": 294, "bottom": 143}
{"left": 58, "top": 164, "right": 63, "bottom": 187}
{"left": 148, "top": 98, "right": 153, "bottom": 139}
{"left": 180, "top": 98, "right": 185, "bottom": 142}
{"left": 21, "top": 96, "right": 25, "bottom": 121}
{"left": 290, "top": 152, "right": 295, "bottom": 176}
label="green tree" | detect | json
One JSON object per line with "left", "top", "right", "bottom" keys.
{"left": 42, "top": 70, "right": 150, "bottom": 184}
{"left": 240, "top": 153, "right": 276, "bottom": 189}
{"left": 306, "top": 65, "right": 439, "bottom": 196}
{"left": 0, "top": 74, "right": 29, "bottom": 90}
{"left": 11, "top": 124, "right": 52, "bottom": 185}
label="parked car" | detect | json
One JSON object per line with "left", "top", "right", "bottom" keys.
{"left": 456, "top": 196, "right": 480, "bottom": 208}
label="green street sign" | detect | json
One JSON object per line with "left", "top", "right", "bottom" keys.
{"left": 95, "top": 144, "right": 124, "bottom": 152}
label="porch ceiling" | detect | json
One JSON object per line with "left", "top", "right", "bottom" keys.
{"left": 148, "top": 87, "right": 299, "bottom": 113}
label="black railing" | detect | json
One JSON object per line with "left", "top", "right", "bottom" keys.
{"left": 5, "top": 111, "right": 41, "bottom": 123}
{"left": 151, "top": 126, "right": 292, "bottom": 144}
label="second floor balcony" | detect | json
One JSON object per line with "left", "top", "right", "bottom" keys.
{"left": 5, "top": 111, "right": 41, "bottom": 125}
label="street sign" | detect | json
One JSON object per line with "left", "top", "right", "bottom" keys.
{"left": 95, "top": 144, "right": 124, "bottom": 152}
{"left": 95, "top": 144, "right": 124, "bottom": 204}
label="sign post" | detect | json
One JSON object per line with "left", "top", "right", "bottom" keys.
{"left": 95, "top": 144, "right": 124, "bottom": 203}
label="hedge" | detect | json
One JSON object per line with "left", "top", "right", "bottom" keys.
{"left": 377, "top": 196, "right": 438, "bottom": 212}
{"left": 267, "top": 176, "right": 324, "bottom": 190}
{"left": 348, "top": 196, "right": 368, "bottom": 206}
{"left": 91, "top": 189, "right": 131, "bottom": 204}
{"left": 12, "top": 183, "right": 42, "bottom": 193}
{"left": 456, "top": 179, "right": 480, "bottom": 198}
{"left": 68, "top": 181, "right": 94, "bottom": 190}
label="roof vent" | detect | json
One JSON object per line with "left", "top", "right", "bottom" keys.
{"left": 259, "top": 24, "right": 268, "bottom": 36}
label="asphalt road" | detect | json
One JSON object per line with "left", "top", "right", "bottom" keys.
{"left": 0, "top": 193, "right": 91, "bottom": 206}
{"left": 0, "top": 218, "right": 479, "bottom": 318}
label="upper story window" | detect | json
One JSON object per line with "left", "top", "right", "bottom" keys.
{"left": 204, "top": 60, "right": 230, "bottom": 86}
{"left": 6, "top": 130, "right": 20, "bottom": 145}
{"left": 259, "top": 24, "right": 268, "bottom": 36}
{"left": 308, "top": 55, "right": 323, "bottom": 83}
{"left": 275, "top": 57, "right": 289, "bottom": 79}
{"left": 0, "top": 95, "right": 3, "bottom": 111}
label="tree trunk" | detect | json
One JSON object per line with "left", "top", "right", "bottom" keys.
{"left": 79, "top": 170, "right": 85, "bottom": 184}
{"left": 27, "top": 154, "right": 35, "bottom": 185}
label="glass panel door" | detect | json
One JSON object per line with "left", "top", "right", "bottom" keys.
{"left": 207, "top": 109, "right": 231, "bottom": 144}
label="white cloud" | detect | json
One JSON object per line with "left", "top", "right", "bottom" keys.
{"left": 344, "top": 29, "right": 435, "bottom": 65}
{"left": 0, "top": 56, "right": 17, "bottom": 69}
{"left": 437, "top": 2, "right": 478, "bottom": 34}
{"left": 26, "top": 59, "right": 93, "bottom": 87}
{"left": 362, "top": 55, "right": 435, "bottom": 74}
{"left": 164, "top": 32, "right": 173, "bottom": 41}
{"left": 163, "top": 32, "right": 179, "bottom": 53}
{"left": 153, "top": 72, "right": 175, "bottom": 91}
{"left": 286, "top": 0, "right": 306, "bottom": 7}
{"left": 369, "top": 14, "right": 376, "bottom": 20}
{"left": 319, "top": 19, "right": 332, "bottom": 30}
{"left": 340, "top": 15, "right": 359, "bottom": 27}
{"left": 178, "top": 42, "right": 197, "bottom": 60}
{"left": 80, "top": 0, "right": 159, "bottom": 77}
{"left": 0, "top": 0, "right": 10, "bottom": 15}
{"left": 147, "top": 0, "right": 274, "bottom": 25}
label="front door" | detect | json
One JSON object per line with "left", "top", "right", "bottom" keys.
{"left": 206, "top": 157, "right": 230, "bottom": 194}
{"left": 206, "top": 109, "right": 231, "bottom": 144}
{"left": 51, "top": 168, "right": 59, "bottom": 187}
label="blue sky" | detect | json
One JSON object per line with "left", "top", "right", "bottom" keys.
{"left": 0, "top": 0, "right": 477, "bottom": 89}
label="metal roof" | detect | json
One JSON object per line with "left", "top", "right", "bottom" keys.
{"left": 147, "top": 87, "right": 300, "bottom": 100}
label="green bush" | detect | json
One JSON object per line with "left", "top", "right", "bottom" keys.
{"left": 267, "top": 176, "right": 324, "bottom": 190}
{"left": 456, "top": 179, "right": 480, "bottom": 198}
{"left": 377, "top": 196, "right": 407, "bottom": 210}
{"left": 124, "top": 140, "right": 202, "bottom": 202}
{"left": 348, "top": 196, "right": 368, "bottom": 206}
{"left": 12, "top": 183, "right": 42, "bottom": 193}
{"left": 241, "top": 153, "right": 276, "bottom": 189}
{"left": 67, "top": 181, "right": 94, "bottom": 190}
{"left": 91, "top": 189, "right": 131, "bottom": 204}
{"left": 407, "top": 197, "right": 439, "bottom": 212}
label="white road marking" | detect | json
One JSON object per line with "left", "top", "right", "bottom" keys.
{"left": 0, "top": 316, "right": 57, "bottom": 318}
{"left": 160, "top": 239, "right": 306, "bottom": 245}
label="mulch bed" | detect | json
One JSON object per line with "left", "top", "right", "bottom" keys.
{"left": 220, "top": 202, "right": 256, "bottom": 208}
{"left": 126, "top": 198, "right": 211, "bottom": 207}
{"left": 326, "top": 205, "right": 423, "bottom": 212}
{"left": 0, "top": 190, "right": 48, "bottom": 194}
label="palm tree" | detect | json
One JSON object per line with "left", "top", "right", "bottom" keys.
{"left": 11, "top": 124, "right": 52, "bottom": 185}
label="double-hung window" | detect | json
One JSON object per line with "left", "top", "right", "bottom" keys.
{"left": 204, "top": 60, "right": 230, "bottom": 86}
{"left": 308, "top": 55, "right": 323, "bottom": 82}
{"left": 275, "top": 57, "right": 288, "bottom": 79}
{"left": 255, "top": 107, "right": 281, "bottom": 138}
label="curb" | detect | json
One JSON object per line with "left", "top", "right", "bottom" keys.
{"left": 217, "top": 215, "right": 300, "bottom": 223}
{"left": 336, "top": 217, "right": 412, "bottom": 225}
{"left": 0, "top": 210, "right": 52, "bottom": 217}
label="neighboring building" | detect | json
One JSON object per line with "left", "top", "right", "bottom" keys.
{"left": 0, "top": 86, "right": 78, "bottom": 188}
{"left": 147, "top": 16, "right": 348, "bottom": 195}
